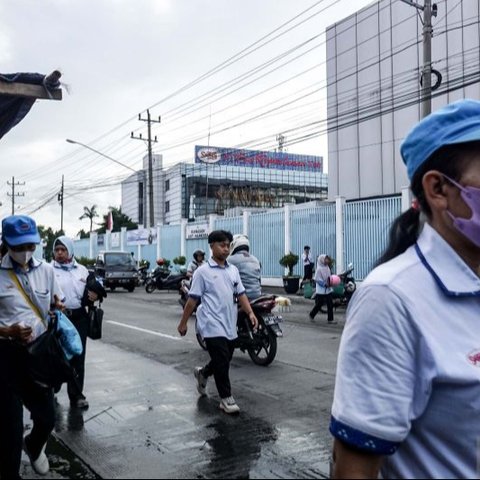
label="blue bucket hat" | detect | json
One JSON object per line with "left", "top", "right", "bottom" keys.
{"left": 1, "top": 215, "right": 41, "bottom": 246}
{"left": 400, "top": 99, "right": 480, "bottom": 181}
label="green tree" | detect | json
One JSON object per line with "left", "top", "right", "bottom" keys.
{"left": 96, "top": 206, "right": 138, "bottom": 234}
{"left": 79, "top": 205, "right": 99, "bottom": 233}
{"left": 77, "top": 229, "right": 90, "bottom": 239}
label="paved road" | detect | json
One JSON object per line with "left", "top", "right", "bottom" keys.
{"left": 50, "top": 288, "right": 345, "bottom": 478}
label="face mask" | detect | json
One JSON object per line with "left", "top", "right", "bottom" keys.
{"left": 9, "top": 250, "right": 34, "bottom": 266}
{"left": 444, "top": 175, "right": 480, "bottom": 248}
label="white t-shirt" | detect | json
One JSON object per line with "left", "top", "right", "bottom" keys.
{"left": 331, "top": 223, "right": 480, "bottom": 479}
{"left": 189, "top": 258, "right": 245, "bottom": 340}
{"left": 0, "top": 256, "right": 64, "bottom": 341}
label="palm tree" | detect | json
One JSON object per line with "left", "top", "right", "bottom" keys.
{"left": 79, "top": 205, "right": 99, "bottom": 233}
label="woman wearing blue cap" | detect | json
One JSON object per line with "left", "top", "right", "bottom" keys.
{"left": 330, "top": 100, "right": 480, "bottom": 479}
{"left": 0, "top": 215, "right": 64, "bottom": 479}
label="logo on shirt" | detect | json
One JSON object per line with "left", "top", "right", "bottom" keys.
{"left": 467, "top": 349, "right": 480, "bottom": 367}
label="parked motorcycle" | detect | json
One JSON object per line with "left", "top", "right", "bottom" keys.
{"left": 320, "top": 263, "right": 356, "bottom": 312}
{"left": 136, "top": 264, "right": 150, "bottom": 286}
{"left": 145, "top": 267, "right": 187, "bottom": 293}
{"left": 193, "top": 294, "right": 283, "bottom": 366}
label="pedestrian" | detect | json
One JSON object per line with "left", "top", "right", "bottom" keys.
{"left": 177, "top": 230, "right": 258, "bottom": 414}
{"left": 0, "top": 215, "right": 64, "bottom": 479}
{"left": 330, "top": 99, "right": 480, "bottom": 479}
{"left": 227, "top": 234, "right": 262, "bottom": 301}
{"left": 52, "top": 236, "right": 103, "bottom": 410}
{"left": 301, "top": 245, "right": 314, "bottom": 288}
{"left": 308, "top": 254, "right": 335, "bottom": 324}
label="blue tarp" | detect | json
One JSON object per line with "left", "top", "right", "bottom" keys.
{"left": 0, "top": 72, "right": 61, "bottom": 140}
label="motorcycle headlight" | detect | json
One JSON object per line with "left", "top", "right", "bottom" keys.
{"left": 345, "top": 281, "right": 356, "bottom": 293}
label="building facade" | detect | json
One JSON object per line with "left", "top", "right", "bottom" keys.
{"left": 326, "top": 0, "right": 480, "bottom": 200}
{"left": 121, "top": 146, "right": 327, "bottom": 225}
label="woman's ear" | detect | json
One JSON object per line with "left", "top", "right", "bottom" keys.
{"left": 422, "top": 170, "right": 450, "bottom": 212}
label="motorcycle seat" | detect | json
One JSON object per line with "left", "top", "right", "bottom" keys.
{"left": 250, "top": 294, "right": 276, "bottom": 305}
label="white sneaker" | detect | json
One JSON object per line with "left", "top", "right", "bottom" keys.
{"left": 24, "top": 437, "right": 49, "bottom": 476}
{"left": 219, "top": 396, "right": 240, "bottom": 414}
{"left": 194, "top": 367, "right": 208, "bottom": 396}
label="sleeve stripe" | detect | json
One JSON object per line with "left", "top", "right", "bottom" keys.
{"left": 329, "top": 416, "right": 399, "bottom": 455}
{"left": 188, "top": 293, "right": 201, "bottom": 300}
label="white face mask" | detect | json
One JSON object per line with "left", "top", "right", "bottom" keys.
{"left": 9, "top": 249, "right": 34, "bottom": 266}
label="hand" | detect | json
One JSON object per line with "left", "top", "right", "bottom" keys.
{"left": 8, "top": 324, "right": 33, "bottom": 344}
{"left": 177, "top": 320, "right": 188, "bottom": 337}
{"left": 87, "top": 290, "right": 99, "bottom": 302}
{"left": 248, "top": 312, "right": 258, "bottom": 330}
{"left": 53, "top": 294, "right": 65, "bottom": 312}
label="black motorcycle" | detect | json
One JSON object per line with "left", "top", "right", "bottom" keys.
{"left": 145, "top": 267, "right": 188, "bottom": 293}
{"left": 195, "top": 295, "right": 283, "bottom": 366}
{"left": 320, "top": 263, "right": 356, "bottom": 312}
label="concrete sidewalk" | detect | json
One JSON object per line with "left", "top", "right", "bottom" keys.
{"left": 52, "top": 339, "right": 332, "bottom": 479}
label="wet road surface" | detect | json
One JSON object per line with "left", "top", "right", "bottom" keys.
{"left": 49, "top": 289, "right": 344, "bottom": 478}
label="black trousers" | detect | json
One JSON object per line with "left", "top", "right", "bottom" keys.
{"left": 310, "top": 293, "right": 334, "bottom": 322}
{"left": 0, "top": 341, "right": 55, "bottom": 480}
{"left": 203, "top": 337, "right": 235, "bottom": 399}
{"left": 303, "top": 263, "right": 313, "bottom": 281}
{"left": 67, "top": 308, "right": 89, "bottom": 402}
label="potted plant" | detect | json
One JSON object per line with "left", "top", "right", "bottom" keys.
{"left": 279, "top": 252, "right": 300, "bottom": 294}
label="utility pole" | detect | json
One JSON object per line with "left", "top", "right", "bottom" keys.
{"left": 400, "top": 0, "right": 438, "bottom": 117}
{"left": 7, "top": 177, "right": 25, "bottom": 215}
{"left": 131, "top": 110, "right": 160, "bottom": 227}
{"left": 58, "top": 175, "right": 64, "bottom": 232}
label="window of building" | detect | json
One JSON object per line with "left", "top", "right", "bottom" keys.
{"left": 165, "top": 201, "right": 170, "bottom": 213}
{"left": 165, "top": 179, "right": 170, "bottom": 192}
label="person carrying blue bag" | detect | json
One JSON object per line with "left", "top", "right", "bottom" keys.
{"left": 0, "top": 215, "right": 81, "bottom": 479}
{"left": 52, "top": 235, "right": 105, "bottom": 410}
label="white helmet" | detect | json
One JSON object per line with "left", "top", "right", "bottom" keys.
{"left": 230, "top": 234, "right": 250, "bottom": 253}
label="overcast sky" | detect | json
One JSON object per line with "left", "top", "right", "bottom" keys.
{"left": 0, "top": 0, "right": 373, "bottom": 236}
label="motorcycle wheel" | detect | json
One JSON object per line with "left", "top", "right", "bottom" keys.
{"left": 247, "top": 326, "right": 277, "bottom": 366}
{"left": 145, "top": 282, "right": 156, "bottom": 294}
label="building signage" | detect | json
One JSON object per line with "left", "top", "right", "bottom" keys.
{"left": 195, "top": 145, "right": 323, "bottom": 172}
{"left": 126, "top": 228, "right": 157, "bottom": 246}
{"left": 186, "top": 223, "right": 209, "bottom": 240}
{"left": 111, "top": 232, "right": 121, "bottom": 248}
{"left": 97, "top": 234, "right": 105, "bottom": 247}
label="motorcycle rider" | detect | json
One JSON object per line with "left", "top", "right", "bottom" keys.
{"left": 227, "top": 234, "right": 262, "bottom": 301}
{"left": 186, "top": 249, "right": 206, "bottom": 279}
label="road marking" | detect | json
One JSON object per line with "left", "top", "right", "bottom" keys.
{"left": 107, "top": 320, "right": 184, "bottom": 341}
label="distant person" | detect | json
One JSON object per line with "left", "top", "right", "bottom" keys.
{"left": 308, "top": 254, "right": 335, "bottom": 324}
{"left": 186, "top": 249, "right": 206, "bottom": 279}
{"left": 177, "top": 230, "right": 258, "bottom": 414}
{"left": 330, "top": 100, "right": 480, "bottom": 479}
{"left": 227, "top": 234, "right": 262, "bottom": 301}
{"left": 301, "top": 245, "right": 314, "bottom": 287}
{"left": 52, "top": 236, "right": 105, "bottom": 410}
{"left": 0, "top": 215, "right": 64, "bottom": 478}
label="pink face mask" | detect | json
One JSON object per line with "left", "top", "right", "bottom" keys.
{"left": 444, "top": 175, "right": 480, "bottom": 248}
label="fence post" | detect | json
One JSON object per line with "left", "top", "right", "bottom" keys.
{"left": 401, "top": 186, "right": 412, "bottom": 212}
{"left": 89, "top": 232, "right": 95, "bottom": 259}
{"left": 120, "top": 227, "right": 127, "bottom": 251}
{"left": 209, "top": 214, "right": 218, "bottom": 232}
{"left": 243, "top": 210, "right": 250, "bottom": 236}
{"left": 284, "top": 204, "right": 292, "bottom": 255}
{"left": 156, "top": 223, "right": 162, "bottom": 260}
{"left": 335, "top": 196, "right": 345, "bottom": 275}
{"left": 180, "top": 219, "right": 188, "bottom": 257}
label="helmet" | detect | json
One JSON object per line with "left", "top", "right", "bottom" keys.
{"left": 345, "top": 281, "right": 356, "bottom": 293}
{"left": 156, "top": 258, "right": 165, "bottom": 266}
{"left": 230, "top": 234, "right": 250, "bottom": 254}
{"left": 193, "top": 249, "right": 205, "bottom": 261}
{"left": 329, "top": 274, "right": 341, "bottom": 287}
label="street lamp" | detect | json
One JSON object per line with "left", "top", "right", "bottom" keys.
{"left": 66, "top": 139, "right": 137, "bottom": 173}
